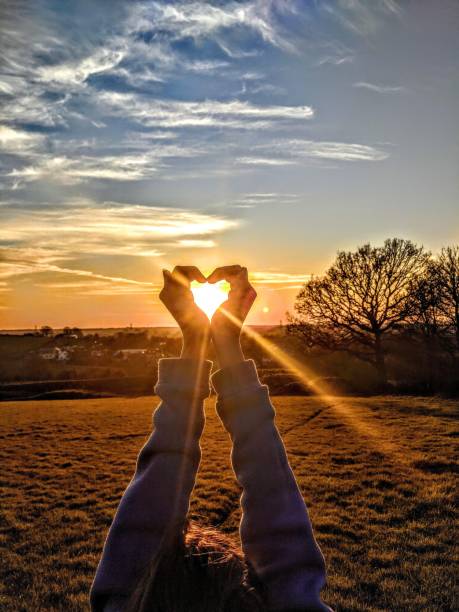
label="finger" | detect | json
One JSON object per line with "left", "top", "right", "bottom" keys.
{"left": 159, "top": 270, "right": 172, "bottom": 303}
{"left": 230, "top": 268, "right": 252, "bottom": 295}
{"left": 161, "top": 269, "right": 173, "bottom": 289}
{"left": 228, "top": 267, "right": 250, "bottom": 291}
{"left": 173, "top": 266, "right": 206, "bottom": 282}
{"left": 172, "top": 266, "right": 206, "bottom": 287}
{"left": 237, "top": 266, "right": 249, "bottom": 284}
{"left": 162, "top": 269, "right": 172, "bottom": 282}
{"left": 207, "top": 265, "right": 242, "bottom": 284}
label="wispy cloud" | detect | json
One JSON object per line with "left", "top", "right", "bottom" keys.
{"left": 353, "top": 82, "right": 407, "bottom": 94}
{"left": 0, "top": 249, "right": 157, "bottom": 290}
{"left": 316, "top": 55, "right": 354, "bottom": 67}
{"left": 240, "top": 139, "right": 389, "bottom": 165}
{"left": 175, "top": 239, "right": 217, "bottom": 248}
{"left": 288, "top": 140, "right": 389, "bottom": 161}
{"left": 0, "top": 200, "right": 240, "bottom": 293}
{"left": 0, "top": 87, "right": 70, "bottom": 128}
{"left": 100, "top": 93, "right": 314, "bottom": 129}
{"left": 0, "top": 0, "right": 315, "bottom": 197}
{"left": 4, "top": 139, "right": 206, "bottom": 188}
{"left": 1, "top": 262, "right": 162, "bottom": 300}
{"left": 0, "top": 125, "right": 44, "bottom": 154}
{"left": 245, "top": 82, "right": 287, "bottom": 96}
{"left": 228, "top": 193, "right": 300, "bottom": 208}
{"left": 2, "top": 201, "right": 238, "bottom": 252}
{"left": 0, "top": 0, "right": 392, "bottom": 197}
{"left": 0, "top": 196, "right": 242, "bottom": 301}
{"left": 3, "top": 132, "right": 388, "bottom": 190}
{"left": 0, "top": 0, "right": 299, "bottom": 125}
{"left": 8, "top": 155, "right": 157, "bottom": 185}
{"left": 251, "top": 271, "right": 311, "bottom": 289}
{"left": 34, "top": 279, "right": 158, "bottom": 297}
{"left": 321, "top": 0, "right": 402, "bottom": 37}
{"left": 130, "top": 1, "right": 298, "bottom": 53}
{"left": 236, "top": 157, "right": 297, "bottom": 166}
{"left": 38, "top": 48, "right": 126, "bottom": 86}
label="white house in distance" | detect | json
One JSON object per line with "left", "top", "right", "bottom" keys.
{"left": 38, "top": 347, "right": 70, "bottom": 361}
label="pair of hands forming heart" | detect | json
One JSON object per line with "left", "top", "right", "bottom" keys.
{"left": 159, "top": 265, "right": 257, "bottom": 367}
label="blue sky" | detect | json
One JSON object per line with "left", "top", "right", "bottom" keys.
{"left": 0, "top": 0, "right": 458, "bottom": 328}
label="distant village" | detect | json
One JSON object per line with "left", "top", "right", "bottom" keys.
{"left": 29, "top": 326, "right": 175, "bottom": 364}
{"left": 0, "top": 326, "right": 285, "bottom": 401}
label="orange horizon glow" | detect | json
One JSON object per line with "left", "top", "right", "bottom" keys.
{"left": 0, "top": 270, "right": 304, "bottom": 329}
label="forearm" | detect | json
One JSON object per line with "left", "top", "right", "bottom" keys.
{"left": 180, "top": 327, "right": 210, "bottom": 360}
{"left": 212, "top": 333, "right": 244, "bottom": 370}
{"left": 213, "top": 360, "right": 330, "bottom": 612}
{"left": 90, "top": 358, "right": 211, "bottom": 611}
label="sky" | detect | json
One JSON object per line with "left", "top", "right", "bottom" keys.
{"left": 0, "top": 0, "right": 458, "bottom": 329}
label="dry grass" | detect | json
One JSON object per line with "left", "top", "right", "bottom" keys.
{"left": 1, "top": 395, "right": 457, "bottom": 611}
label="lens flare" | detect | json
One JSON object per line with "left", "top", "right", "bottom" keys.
{"left": 191, "top": 281, "right": 229, "bottom": 319}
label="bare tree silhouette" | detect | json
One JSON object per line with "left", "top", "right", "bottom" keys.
{"left": 437, "top": 246, "right": 459, "bottom": 351}
{"left": 288, "top": 238, "right": 430, "bottom": 388}
{"left": 40, "top": 325, "right": 54, "bottom": 337}
{"left": 406, "top": 262, "right": 445, "bottom": 391}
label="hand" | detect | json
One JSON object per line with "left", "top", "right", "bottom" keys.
{"left": 159, "top": 266, "right": 210, "bottom": 359}
{"left": 207, "top": 265, "right": 257, "bottom": 369}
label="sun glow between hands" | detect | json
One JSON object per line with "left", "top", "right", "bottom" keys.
{"left": 191, "top": 281, "right": 229, "bottom": 319}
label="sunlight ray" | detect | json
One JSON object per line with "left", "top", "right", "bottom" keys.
{"left": 173, "top": 328, "right": 211, "bottom": 520}
{"left": 219, "top": 307, "right": 415, "bottom": 469}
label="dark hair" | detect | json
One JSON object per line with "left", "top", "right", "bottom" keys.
{"left": 126, "top": 521, "right": 266, "bottom": 612}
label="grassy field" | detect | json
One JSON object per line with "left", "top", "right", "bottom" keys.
{"left": 1, "top": 395, "right": 457, "bottom": 611}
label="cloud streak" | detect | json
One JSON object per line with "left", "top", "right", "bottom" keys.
{"left": 2, "top": 201, "right": 238, "bottom": 252}
{"left": 321, "top": 0, "right": 402, "bottom": 37}
{"left": 130, "top": 1, "right": 298, "bottom": 53}
{"left": 236, "top": 157, "right": 297, "bottom": 166}
{"left": 251, "top": 271, "right": 311, "bottom": 289}
{"left": 0, "top": 125, "right": 45, "bottom": 154}
{"left": 353, "top": 81, "right": 407, "bottom": 94}
{"left": 241, "top": 139, "right": 389, "bottom": 165}
{"left": 6, "top": 143, "right": 205, "bottom": 187}
{"left": 228, "top": 192, "right": 301, "bottom": 208}
{"left": 100, "top": 93, "right": 314, "bottom": 129}
{"left": 0, "top": 200, "right": 240, "bottom": 293}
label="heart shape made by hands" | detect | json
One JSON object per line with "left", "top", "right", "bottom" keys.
{"left": 191, "top": 280, "right": 229, "bottom": 319}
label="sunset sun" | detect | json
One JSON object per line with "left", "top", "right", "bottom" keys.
{"left": 191, "top": 281, "right": 229, "bottom": 319}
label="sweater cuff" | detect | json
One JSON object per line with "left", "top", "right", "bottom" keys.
{"left": 211, "top": 359, "right": 263, "bottom": 398}
{"left": 212, "top": 360, "right": 274, "bottom": 436}
{"left": 155, "top": 358, "right": 212, "bottom": 400}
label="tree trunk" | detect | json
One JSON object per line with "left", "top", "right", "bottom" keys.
{"left": 374, "top": 332, "right": 388, "bottom": 390}
{"left": 423, "top": 336, "right": 436, "bottom": 394}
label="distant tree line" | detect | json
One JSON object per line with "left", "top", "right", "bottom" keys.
{"left": 288, "top": 239, "right": 459, "bottom": 393}
{"left": 36, "top": 326, "right": 83, "bottom": 338}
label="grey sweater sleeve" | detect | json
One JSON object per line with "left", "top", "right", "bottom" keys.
{"left": 212, "top": 360, "right": 331, "bottom": 612}
{"left": 90, "top": 358, "right": 212, "bottom": 611}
